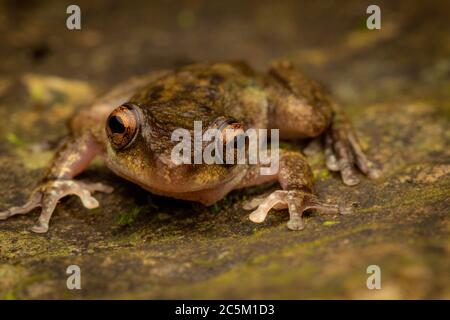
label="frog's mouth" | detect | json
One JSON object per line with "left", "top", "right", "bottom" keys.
{"left": 130, "top": 167, "right": 248, "bottom": 206}
{"left": 106, "top": 155, "right": 245, "bottom": 194}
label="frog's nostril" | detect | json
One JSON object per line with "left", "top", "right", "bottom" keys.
{"left": 108, "top": 116, "right": 126, "bottom": 134}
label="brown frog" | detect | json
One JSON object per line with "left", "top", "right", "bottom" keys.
{"left": 0, "top": 60, "right": 379, "bottom": 233}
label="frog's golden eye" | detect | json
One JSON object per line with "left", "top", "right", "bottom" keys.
{"left": 220, "top": 122, "right": 245, "bottom": 146}
{"left": 106, "top": 104, "right": 139, "bottom": 150}
{"left": 218, "top": 120, "right": 247, "bottom": 158}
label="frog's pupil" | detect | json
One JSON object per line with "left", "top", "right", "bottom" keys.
{"left": 109, "top": 116, "right": 126, "bottom": 134}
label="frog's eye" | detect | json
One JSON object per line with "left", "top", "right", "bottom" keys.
{"left": 215, "top": 121, "right": 246, "bottom": 164}
{"left": 220, "top": 122, "right": 245, "bottom": 147}
{"left": 106, "top": 104, "right": 139, "bottom": 150}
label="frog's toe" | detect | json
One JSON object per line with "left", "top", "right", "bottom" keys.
{"left": 243, "top": 193, "right": 284, "bottom": 211}
{"left": 348, "top": 132, "right": 381, "bottom": 180}
{"left": 302, "top": 195, "right": 352, "bottom": 216}
{"left": 31, "top": 222, "right": 50, "bottom": 233}
{"left": 324, "top": 135, "right": 340, "bottom": 172}
{"left": 79, "top": 182, "right": 114, "bottom": 194}
{"left": 0, "top": 191, "right": 42, "bottom": 220}
{"left": 248, "top": 190, "right": 287, "bottom": 224}
{"left": 243, "top": 197, "right": 264, "bottom": 210}
{"left": 340, "top": 166, "right": 361, "bottom": 186}
{"left": 72, "top": 182, "right": 113, "bottom": 209}
{"left": 30, "top": 189, "right": 62, "bottom": 233}
{"left": 76, "top": 190, "right": 100, "bottom": 209}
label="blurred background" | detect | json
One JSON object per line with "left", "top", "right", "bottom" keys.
{"left": 0, "top": 0, "right": 449, "bottom": 299}
{"left": 1, "top": 0, "right": 448, "bottom": 102}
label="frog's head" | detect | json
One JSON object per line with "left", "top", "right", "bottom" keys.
{"left": 104, "top": 101, "right": 247, "bottom": 194}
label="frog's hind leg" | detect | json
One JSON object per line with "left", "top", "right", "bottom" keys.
{"left": 267, "top": 59, "right": 333, "bottom": 139}
{"left": 266, "top": 59, "right": 380, "bottom": 185}
{"left": 324, "top": 110, "right": 381, "bottom": 185}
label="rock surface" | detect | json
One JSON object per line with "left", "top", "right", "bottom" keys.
{"left": 0, "top": 0, "right": 449, "bottom": 299}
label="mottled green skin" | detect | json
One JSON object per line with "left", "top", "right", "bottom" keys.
{"left": 130, "top": 61, "right": 268, "bottom": 131}
{"left": 98, "top": 60, "right": 342, "bottom": 204}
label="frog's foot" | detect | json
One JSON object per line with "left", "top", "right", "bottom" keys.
{"left": 324, "top": 121, "right": 381, "bottom": 186}
{"left": 0, "top": 180, "right": 113, "bottom": 233}
{"left": 245, "top": 190, "right": 351, "bottom": 230}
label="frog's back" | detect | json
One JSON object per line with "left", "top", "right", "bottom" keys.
{"left": 72, "top": 62, "right": 269, "bottom": 137}
{"left": 130, "top": 61, "right": 270, "bottom": 130}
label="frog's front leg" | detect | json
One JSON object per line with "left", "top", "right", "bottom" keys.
{"left": 241, "top": 150, "right": 351, "bottom": 230}
{"left": 0, "top": 133, "right": 112, "bottom": 233}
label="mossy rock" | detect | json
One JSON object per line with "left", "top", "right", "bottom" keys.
{"left": 0, "top": 0, "right": 449, "bottom": 299}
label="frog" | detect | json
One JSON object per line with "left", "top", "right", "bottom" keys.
{"left": 0, "top": 60, "right": 380, "bottom": 233}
